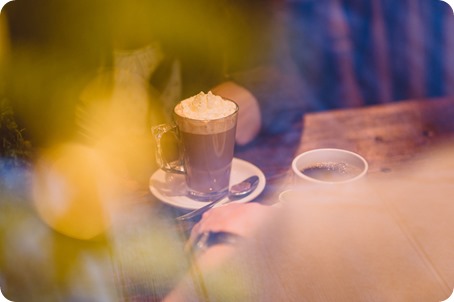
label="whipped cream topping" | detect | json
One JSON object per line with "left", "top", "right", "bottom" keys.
{"left": 174, "top": 91, "right": 237, "bottom": 120}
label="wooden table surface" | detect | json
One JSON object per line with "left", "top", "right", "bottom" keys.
{"left": 298, "top": 97, "right": 454, "bottom": 173}
{"left": 202, "top": 97, "right": 454, "bottom": 302}
{"left": 235, "top": 97, "right": 454, "bottom": 177}
{"left": 234, "top": 97, "right": 454, "bottom": 203}
{"left": 113, "top": 97, "right": 454, "bottom": 301}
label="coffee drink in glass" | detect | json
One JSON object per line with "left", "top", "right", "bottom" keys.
{"left": 153, "top": 91, "right": 238, "bottom": 201}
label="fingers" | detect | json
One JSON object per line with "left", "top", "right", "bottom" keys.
{"left": 189, "top": 203, "right": 270, "bottom": 243}
{"left": 186, "top": 205, "right": 236, "bottom": 253}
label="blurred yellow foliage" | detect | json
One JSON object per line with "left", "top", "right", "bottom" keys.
{"left": 32, "top": 143, "right": 123, "bottom": 240}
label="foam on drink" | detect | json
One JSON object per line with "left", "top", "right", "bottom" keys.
{"left": 174, "top": 91, "right": 238, "bottom": 135}
{"left": 175, "top": 91, "right": 237, "bottom": 120}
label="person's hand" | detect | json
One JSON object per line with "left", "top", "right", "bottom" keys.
{"left": 187, "top": 202, "right": 275, "bottom": 254}
{"left": 211, "top": 81, "right": 261, "bottom": 145}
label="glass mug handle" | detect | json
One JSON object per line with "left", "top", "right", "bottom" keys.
{"left": 151, "top": 124, "right": 185, "bottom": 174}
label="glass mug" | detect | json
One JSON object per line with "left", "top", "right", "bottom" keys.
{"left": 152, "top": 98, "right": 239, "bottom": 201}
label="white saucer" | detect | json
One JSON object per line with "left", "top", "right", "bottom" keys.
{"left": 149, "top": 158, "right": 266, "bottom": 210}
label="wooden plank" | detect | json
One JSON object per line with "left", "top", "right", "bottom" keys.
{"left": 299, "top": 98, "right": 454, "bottom": 173}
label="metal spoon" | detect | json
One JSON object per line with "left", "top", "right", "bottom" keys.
{"left": 176, "top": 175, "right": 260, "bottom": 221}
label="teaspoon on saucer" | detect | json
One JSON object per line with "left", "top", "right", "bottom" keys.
{"left": 176, "top": 175, "right": 260, "bottom": 221}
